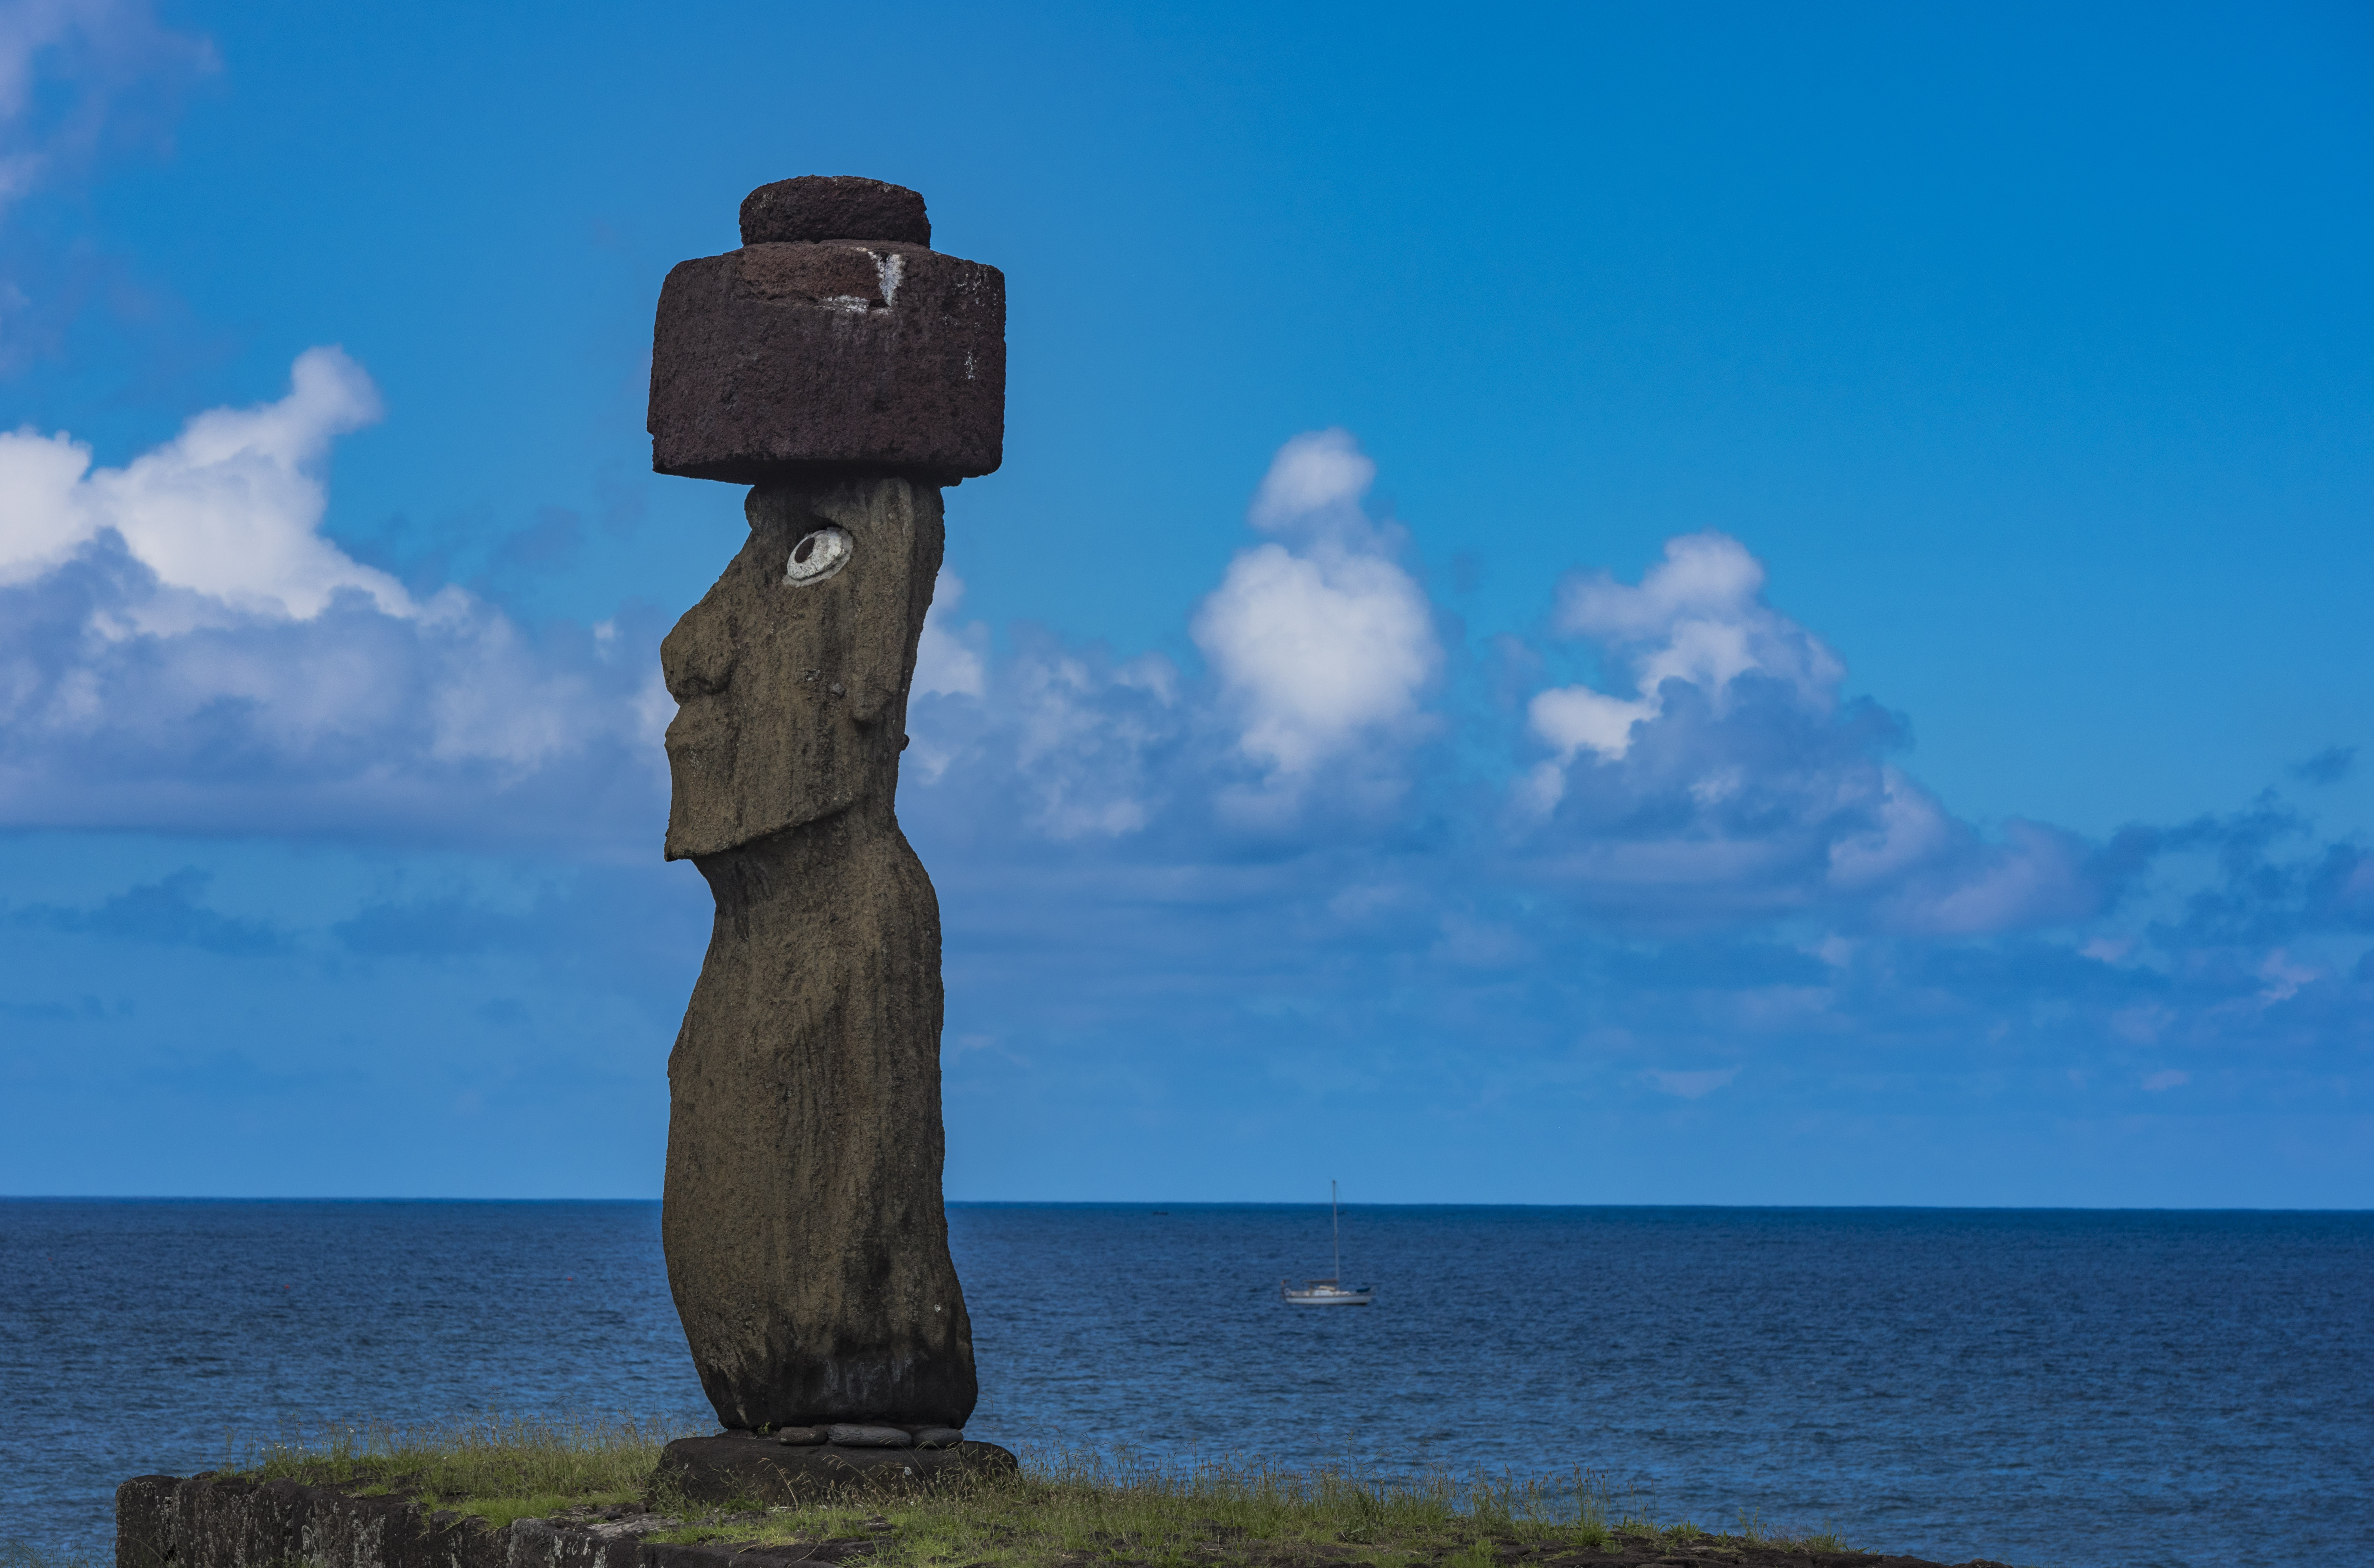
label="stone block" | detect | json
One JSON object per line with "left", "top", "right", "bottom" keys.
{"left": 117, "top": 1464, "right": 1032, "bottom": 1568}
{"left": 740, "top": 176, "right": 931, "bottom": 246}
{"left": 115, "top": 1472, "right": 506, "bottom": 1568}
{"left": 826, "top": 1424, "right": 913, "bottom": 1447}
{"left": 648, "top": 183, "right": 1004, "bottom": 483}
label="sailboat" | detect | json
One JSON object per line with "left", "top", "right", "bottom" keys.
{"left": 1280, "top": 1180, "right": 1373, "bottom": 1305}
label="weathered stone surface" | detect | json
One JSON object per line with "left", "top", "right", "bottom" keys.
{"left": 118, "top": 1470, "right": 1000, "bottom": 1568}
{"left": 660, "top": 475, "right": 976, "bottom": 1430}
{"left": 115, "top": 1472, "right": 506, "bottom": 1568}
{"left": 648, "top": 231, "right": 1004, "bottom": 482}
{"left": 827, "top": 1424, "right": 914, "bottom": 1447}
{"left": 913, "top": 1427, "right": 966, "bottom": 1449}
{"left": 653, "top": 1436, "right": 1018, "bottom": 1506}
{"left": 741, "top": 175, "right": 931, "bottom": 247}
{"left": 772, "top": 1424, "right": 828, "bottom": 1445}
{"left": 510, "top": 1514, "right": 833, "bottom": 1568}
{"left": 660, "top": 480, "right": 943, "bottom": 859}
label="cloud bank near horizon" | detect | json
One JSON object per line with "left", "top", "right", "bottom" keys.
{"left": 0, "top": 348, "right": 667, "bottom": 846}
{"left": 1, "top": 348, "right": 2368, "bottom": 1162}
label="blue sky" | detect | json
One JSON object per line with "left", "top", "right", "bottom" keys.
{"left": 1, "top": 0, "right": 2369, "bottom": 1204}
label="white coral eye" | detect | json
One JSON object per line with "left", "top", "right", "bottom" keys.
{"left": 785, "top": 526, "right": 853, "bottom": 585}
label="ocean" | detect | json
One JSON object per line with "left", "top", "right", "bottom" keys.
{"left": 1, "top": 1201, "right": 2367, "bottom": 1567}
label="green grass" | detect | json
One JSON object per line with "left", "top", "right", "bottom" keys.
{"left": 1733, "top": 1506, "right": 1848, "bottom": 1553}
{"left": 228, "top": 1411, "right": 704, "bottom": 1528}
{"left": 647, "top": 1444, "right": 1854, "bottom": 1565}
{"left": 218, "top": 1418, "right": 1861, "bottom": 1563}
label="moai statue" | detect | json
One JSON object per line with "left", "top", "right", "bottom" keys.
{"left": 647, "top": 176, "right": 1002, "bottom": 1457}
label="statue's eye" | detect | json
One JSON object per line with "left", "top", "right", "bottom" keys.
{"left": 785, "top": 526, "right": 853, "bottom": 585}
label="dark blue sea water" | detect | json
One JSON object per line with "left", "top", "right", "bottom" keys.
{"left": 2, "top": 1203, "right": 2367, "bottom": 1568}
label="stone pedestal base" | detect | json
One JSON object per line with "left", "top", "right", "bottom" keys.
{"left": 654, "top": 1434, "right": 1019, "bottom": 1505}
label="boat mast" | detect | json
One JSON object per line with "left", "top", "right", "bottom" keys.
{"left": 1331, "top": 1178, "right": 1341, "bottom": 1281}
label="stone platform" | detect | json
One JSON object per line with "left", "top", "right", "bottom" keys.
{"left": 656, "top": 1431, "right": 1018, "bottom": 1504}
{"left": 117, "top": 1472, "right": 602, "bottom": 1568}
{"left": 115, "top": 1441, "right": 1017, "bottom": 1568}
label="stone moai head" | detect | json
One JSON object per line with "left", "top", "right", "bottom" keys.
{"left": 648, "top": 177, "right": 1006, "bottom": 861}
{"left": 658, "top": 478, "right": 944, "bottom": 859}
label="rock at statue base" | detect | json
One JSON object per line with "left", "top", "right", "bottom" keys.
{"left": 655, "top": 1432, "right": 1019, "bottom": 1505}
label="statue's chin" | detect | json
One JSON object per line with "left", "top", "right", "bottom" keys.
{"left": 665, "top": 794, "right": 878, "bottom": 864}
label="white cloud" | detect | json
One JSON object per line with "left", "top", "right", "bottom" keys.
{"left": 1247, "top": 427, "right": 1374, "bottom": 536}
{"left": 0, "top": 417, "right": 88, "bottom": 577}
{"left": 1529, "top": 684, "right": 1649, "bottom": 759}
{"left": 1003, "top": 645, "right": 1169, "bottom": 838}
{"left": 0, "top": 346, "right": 408, "bottom": 618}
{"left": 905, "top": 431, "right": 1443, "bottom": 839}
{"left": 1826, "top": 767, "right": 1955, "bottom": 890}
{"left": 1192, "top": 429, "right": 1438, "bottom": 782}
{"left": 1528, "top": 531, "right": 1843, "bottom": 767}
{"left": 0, "top": 349, "right": 661, "bottom": 843}
{"left": 906, "top": 618, "right": 1188, "bottom": 842}
{"left": 0, "top": 0, "right": 217, "bottom": 223}
{"left": 1506, "top": 531, "right": 2122, "bottom": 939}
{"left": 1, "top": 365, "right": 2350, "bottom": 1109}
{"left": 913, "top": 569, "right": 987, "bottom": 699}
{"left": 0, "top": 370, "right": 2233, "bottom": 966}
{"left": 1893, "top": 819, "right": 2094, "bottom": 935}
